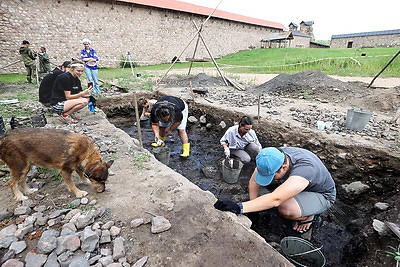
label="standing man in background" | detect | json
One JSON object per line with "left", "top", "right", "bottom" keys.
{"left": 19, "top": 40, "right": 37, "bottom": 83}
{"left": 38, "top": 46, "right": 51, "bottom": 74}
{"left": 80, "top": 39, "right": 100, "bottom": 95}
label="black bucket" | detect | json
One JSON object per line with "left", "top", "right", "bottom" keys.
{"left": 280, "top": 236, "right": 325, "bottom": 267}
{"left": 140, "top": 117, "right": 151, "bottom": 128}
{"left": 10, "top": 114, "right": 47, "bottom": 129}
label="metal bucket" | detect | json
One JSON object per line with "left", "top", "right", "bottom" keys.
{"left": 221, "top": 158, "right": 243, "bottom": 184}
{"left": 345, "top": 108, "right": 372, "bottom": 131}
{"left": 280, "top": 236, "right": 325, "bottom": 267}
{"left": 152, "top": 146, "right": 170, "bottom": 165}
{"left": 140, "top": 117, "right": 151, "bottom": 128}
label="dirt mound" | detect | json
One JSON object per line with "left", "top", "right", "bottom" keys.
{"left": 160, "top": 73, "right": 226, "bottom": 87}
{"left": 249, "top": 70, "right": 364, "bottom": 97}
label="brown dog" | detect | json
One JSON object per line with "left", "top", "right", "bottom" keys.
{"left": 0, "top": 128, "right": 113, "bottom": 201}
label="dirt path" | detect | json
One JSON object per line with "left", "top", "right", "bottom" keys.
{"left": 151, "top": 67, "right": 400, "bottom": 88}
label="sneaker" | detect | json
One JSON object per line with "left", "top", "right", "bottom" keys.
{"left": 70, "top": 114, "right": 81, "bottom": 121}
{"left": 59, "top": 114, "right": 78, "bottom": 124}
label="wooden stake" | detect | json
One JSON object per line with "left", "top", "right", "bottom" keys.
{"left": 189, "top": 81, "right": 195, "bottom": 102}
{"left": 192, "top": 20, "right": 228, "bottom": 86}
{"left": 258, "top": 96, "right": 261, "bottom": 123}
{"left": 368, "top": 51, "right": 400, "bottom": 88}
{"left": 133, "top": 93, "right": 143, "bottom": 148}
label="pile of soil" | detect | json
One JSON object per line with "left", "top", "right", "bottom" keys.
{"left": 249, "top": 70, "right": 363, "bottom": 94}
{"left": 247, "top": 70, "right": 371, "bottom": 105}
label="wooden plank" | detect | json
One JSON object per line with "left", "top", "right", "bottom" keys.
{"left": 192, "top": 88, "right": 209, "bottom": 94}
{"left": 185, "top": 58, "right": 211, "bottom": 62}
{"left": 225, "top": 76, "right": 245, "bottom": 91}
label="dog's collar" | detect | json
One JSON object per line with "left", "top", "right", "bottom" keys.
{"left": 84, "top": 161, "right": 101, "bottom": 181}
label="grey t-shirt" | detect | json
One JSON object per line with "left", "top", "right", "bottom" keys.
{"left": 281, "top": 147, "right": 336, "bottom": 200}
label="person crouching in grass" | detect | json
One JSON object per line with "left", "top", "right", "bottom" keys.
{"left": 50, "top": 61, "right": 93, "bottom": 124}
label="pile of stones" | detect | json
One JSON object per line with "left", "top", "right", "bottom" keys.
{"left": 289, "top": 106, "right": 399, "bottom": 141}
{"left": 0, "top": 195, "right": 171, "bottom": 267}
{"left": 0, "top": 200, "right": 131, "bottom": 267}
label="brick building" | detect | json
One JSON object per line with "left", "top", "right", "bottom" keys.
{"left": 0, "top": 0, "right": 284, "bottom": 74}
{"left": 330, "top": 29, "right": 400, "bottom": 49}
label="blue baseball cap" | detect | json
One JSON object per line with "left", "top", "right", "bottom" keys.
{"left": 255, "top": 147, "right": 285, "bottom": 186}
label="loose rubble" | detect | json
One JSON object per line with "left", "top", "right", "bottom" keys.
{"left": 0, "top": 197, "right": 172, "bottom": 266}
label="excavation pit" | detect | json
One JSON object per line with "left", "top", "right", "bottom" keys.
{"left": 100, "top": 88, "right": 400, "bottom": 266}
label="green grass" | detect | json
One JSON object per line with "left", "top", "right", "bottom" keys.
{"left": 215, "top": 47, "right": 400, "bottom": 76}
{"left": 132, "top": 152, "right": 151, "bottom": 170}
{"left": 0, "top": 73, "right": 28, "bottom": 84}
{"left": 1, "top": 48, "right": 399, "bottom": 85}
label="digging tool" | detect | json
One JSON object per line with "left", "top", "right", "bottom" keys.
{"left": 226, "top": 156, "right": 234, "bottom": 168}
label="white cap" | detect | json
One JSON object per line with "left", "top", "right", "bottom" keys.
{"left": 82, "top": 38, "right": 91, "bottom": 45}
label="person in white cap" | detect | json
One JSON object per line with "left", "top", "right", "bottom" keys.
{"left": 214, "top": 147, "right": 336, "bottom": 234}
{"left": 80, "top": 39, "right": 100, "bottom": 95}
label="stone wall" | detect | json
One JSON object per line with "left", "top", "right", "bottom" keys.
{"left": 289, "top": 36, "right": 310, "bottom": 48}
{"left": 330, "top": 34, "right": 400, "bottom": 49}
{"left": 0, "top": 0, "right": 282, "bottom": 74}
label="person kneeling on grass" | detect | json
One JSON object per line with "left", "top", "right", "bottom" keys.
{"left": 214, "top": 147, "right": 336, "bottom": 234}
{"left": 50, "top": 61, "right": 93, "bottom": 124}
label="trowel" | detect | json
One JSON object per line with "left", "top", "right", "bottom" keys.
{"left": 227, "top": 156, "right": 234, "bottom": 168}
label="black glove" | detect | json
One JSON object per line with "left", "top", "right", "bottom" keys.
{"left": 214, "top": 198, "right": 242, "bottom": 214}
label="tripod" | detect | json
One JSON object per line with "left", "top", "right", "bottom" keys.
{"left": 122, "top": 51, "right": 136, "bottom": 76}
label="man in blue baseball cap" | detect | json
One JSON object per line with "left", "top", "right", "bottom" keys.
{"left": 214, "top": 147, "right": 336, "bottom": 234}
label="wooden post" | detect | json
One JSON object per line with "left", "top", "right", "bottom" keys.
{"left": 35, "top": 57, "right": 40, "bottom": 85}
{"left": 188, "top": 34, "right": 201, "bottom": 75}
{"left": 368, "top": 51, "right": 400, "bottom": 88}
{"left": 189, "top": 81, "right": 195, "bottom": 102}
{"left": 192, "top": 20, "right": 228, "bottom": 86}
{"left": 157, "top": 32, "right": 199, "bottom": 85}
{"left": 133, "top": 93, "right": 143, "bottom": 148}
{"left": 157, "top": 0, "right": 222, "bottom": 85}
{"left": 258, "top": 96, "right": 261, "bottom": 123}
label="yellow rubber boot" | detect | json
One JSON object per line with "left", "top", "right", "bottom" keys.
{"left": 180, "top": 143, "right": 190, "bottom": 157}
{"left": 151, "top": 136, "right": 166, "bottom": 147}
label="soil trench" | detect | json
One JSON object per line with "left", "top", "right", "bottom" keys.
{"left": 101, "top": 89, "right": 400, "bottom": 267}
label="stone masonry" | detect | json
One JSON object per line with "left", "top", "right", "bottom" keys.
{"left": 330, "top": 33, "right": 400, "bottom": 49}
{"left": 0, "top": 0, "right": 283, "bottom": 74}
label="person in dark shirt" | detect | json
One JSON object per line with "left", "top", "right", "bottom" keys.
{"left": 50, "top": 61, "right": 93, "bottom": 124}
{"left": 39, "top": 61, "right": 71, "bottom": 106}
{"left": 150, "top": 96, "right": 190, "bottom": 157}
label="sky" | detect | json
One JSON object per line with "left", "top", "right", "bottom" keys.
{"left": 180, "top": 0, "right": 400, "bottom": 40}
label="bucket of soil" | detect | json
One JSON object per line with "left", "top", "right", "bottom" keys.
{"left": 345, "top": 108, "right": 372, "bottom": 131}
{"left": 140, "top": 116, "right": 151, "bottom": 128}
{"left": 221, "top": 158, "right": 243, "bottom": 184}
{"left": 152, "top": 146, "right": 170, "bottom": 165}
{"left": 280, "top": 236, "right": 325, "bottom": 267}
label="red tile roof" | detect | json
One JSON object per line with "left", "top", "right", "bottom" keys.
{"left": 116, "top": 0, "right": 285, "bottom": 30}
